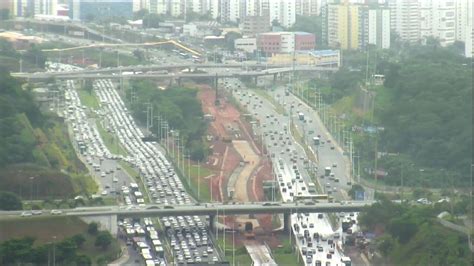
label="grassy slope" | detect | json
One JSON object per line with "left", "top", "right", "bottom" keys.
{"left": 0, "top": 216, "right": 119, "bottom": 263}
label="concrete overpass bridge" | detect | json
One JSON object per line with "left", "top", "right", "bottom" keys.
{"left": 11, "top": 65, "right": 338, "bottom": 83}
{"left": 0, "top": 201, "right": 373, "bottom": 235}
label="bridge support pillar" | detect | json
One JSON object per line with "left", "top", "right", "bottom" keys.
{"left": 209, "top": 214, "right": 215, "bottom": 231}
{"left": 254, "top": 76, "right": 258, "bottom": 84}
{"left": 283, "top": 212, "right": 291, "bottom": 233}
{"left": 177, "top": 77, "right": 182, "bottom": 86}
{"left": 273, "top": 73, "right": 278, "bottom": 83}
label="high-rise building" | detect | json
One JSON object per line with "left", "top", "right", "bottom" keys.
{"left": 147, "top": 0, "right": 167, "bottom": 15}
{"left": 465, "top": 1, "right": 473, "bottom": 57}
{"left": 242, "top": 15, "right": 270, "bottom": 37}
{"left": 359, "top": 7, "right": 391, "bottom": 49}
{"left": 34, "top": 0, "right": 58, "bottom": 15}
{"left": 69, "top": 0, "right": 134, "bottom": 21}
{"left": 220, "top": 0, "right": 240, "bottom": 23}
{"left": 260, "top": 0, "right": 295, "bottom": 28}
{"left": 324, "top": 2, "right": 360, "bottom": 49}
{"left": 388, "top": 0, "right": 420, "bottom": 43}
{"left": 208, "top": 0, "right": 219, "bottom": 19}
{"left": 168, "top": 0, "right": 182, "bottom": 16}
{"left": 12, "top": 0, "right": 34, "bottom": 17}
{"left": 295, "top": 0, "right": 318, "bottom": 16}
{"left": 455, "top": 0, "right": 472, "bottom": 42}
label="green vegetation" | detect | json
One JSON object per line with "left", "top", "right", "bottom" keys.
{"left": 304, "top": 43, "right": 472, "bottom": 187}
{"left": 0, "top": 191, "right": 22, "bottom": 210}
{"left": 273, "top": 236, "right": 303, "bottom": 266}
{"left": 215, "top": 233, "right": 253, "bottom": 265}
{"left": 178, "top": 160, "right": 214, "bottom": 202}
{"left": 95, "top": 120, "right": 128, "bottom": 157}
{"left": 289, "top": 15, "right": 323, "bottom": 47}
{"left": 127, "top": 80, "right": 210, "bottom": 161}
{"left": 359, "top": 198, "right": 472, "bottom": 265}
{"left": 0, "top": 69, "right": 96, "bottom": 201}
{"left": 0, "top": 40, "right": 46, "bottom": 71}
{"left": 0, "top": 217, "right": 120, "bottom": 264}
{"left": 77, "top": 89, "right": 100, "bottom": 110}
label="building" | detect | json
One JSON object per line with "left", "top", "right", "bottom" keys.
{"left": 465, "top": 1, "right": 473, "bottom": 57}
{"left": 455, "top": 0, "right": 472, "bottom": 42}
{"left": 257, "top": 31, "right": 315, "bottom": 55}
{"left": 34, "top": 0, "right": 58, "bottom": 15}
{"left": 69, "top": 0, "right": 134, "bottom": 21}
{"left": 295, "top": 0, "right": 319, "bottom": 16}
{"left": 323, "top": 2, "right": 360, "bottom": 49}
{"left": 268, "top": 49, "right": 340, "bottom": 67}
{"left": 418, "top": 0, "right": 456, "bottom": 46}
{"left": 264, "top": 0, "right": 295, "bottom": 28}
{"left": 220, "top": 0, "right": 241, "bottom": 23}
{"left": 209, "top": 0, "right": 219, "bottom": 19}
{"left": 241, "top": 15, "right": 270, "bottom": 37}
{"left": 147, "top": 0, "right": 167, "bottom": 15}
{"left": 359, "top": 7, "right": 391, "bottom": 49}
{"left": 183, "top": 23, "right": 197, "bottom": 36}
{"left": 234, "top": 37, "right": 257, "bottom": 53}
{"left": 388, "top": 0, "right": 420, "bottom": 43}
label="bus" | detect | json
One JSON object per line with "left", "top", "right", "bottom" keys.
{"left": 313, "top": 136, "right": 320, "bottom": 145}
{"left": 341, "top": 257, "right": 352, "bottom": 266}
{"left": 294, "top": 194, "right": 329, "bottom": 201}
{"left": 307, "top": 183, "right": 317, "bottom": 193}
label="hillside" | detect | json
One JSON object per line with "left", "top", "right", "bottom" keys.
{"left": 0, "top": 68, "right": 96, "bottom": 202}
{"left": 306, "top": 43, "right": 472, "bottom": 187}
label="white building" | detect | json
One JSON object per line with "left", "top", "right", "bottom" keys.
{"left": 388, "top": 0, "right": 421, "bottom": 43}
{"left": 220, "top": 0, "right": 240, "bottom": 23}
{"left": 365, "top": 8, "right": 391, "bottom": 49}
{"left": 260, "top": 0, "right": 295, "bottom": 28}
{"left": 465, "top": 1, "right": 473, "bottom": 57}
{"left": 183, "top": 23, "right": 198, "bottom": 36}
{"left": 455, "top": 0, "right": 473, "bottom": 42}
{"left": 234, "top": 37, "right": 257, "bottom": 53}
{"left": 295, "top": 0, "right": 319, "bottom": 16}
{"left": 169, "top": 0, "right": 182, "bottom": 17}
{"left": 209, "top": 0, "right": 219, "bottom": 19}
{"left": 149, "top": 0, "right": 168, "bottom": 15}
{"left": 34, "top": 0, "right": 57, "bottom": 15}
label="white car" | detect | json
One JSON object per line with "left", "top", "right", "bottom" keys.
{"left": 21, "top": 211, "right": 32, "bottom": 217}
{"left": 50, "top": 209, "right": 63, "bottom": 215}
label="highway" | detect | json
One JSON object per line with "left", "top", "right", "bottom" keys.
{"left": 0, "top": 201, "right": 371, "bottom": 219}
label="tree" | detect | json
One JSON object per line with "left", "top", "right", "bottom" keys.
{"left": 87, "top": 222, "right": 98, "bottom": 235}
{"left": 225, "top": 31, "right": 242, "bottom": 52}
{"left": 348, "top": 184, "right": 364, "bottom": 199}
{"left": 95, "top": 231, "right": 112, "bottom": 250}
{"left": 376, "top": 234, "right": 396, "bottom": 256}
{"left": 143, "top": 13, "right": 162, "bottom": 28}
{"left": 75, "top": 255, "right": 92, "bottom": 266}
{"left": 71, "top": 234, "right": 86, "bottom": 248}
{"left": 289, "top": 15, "right": 323, "bottom": 46}
{"left": 24, "top": 44, "right": 46, "bottom": 69}
{"left": 133, "top": 9, "right": 149, "bottom": 20}
{"left": 133, "top": 49, "right": 145, "bottom": 62}
{"left": 0, "top": 191, "right": 22, "bottom": 210}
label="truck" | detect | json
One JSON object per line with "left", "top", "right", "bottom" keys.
{"left": 298, "top": 112, "right": 305, "bottom": 121}
{"left": 324, "top": 167, "right": 331, "bottom": 176}
{"left": 308, "top": 183, "right": 317, "bottom": 193}
{"left": 313, "top": 136, "right": 320, "bottom": 145}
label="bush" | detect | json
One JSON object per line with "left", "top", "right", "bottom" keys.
{"left": 87, "top": 222, "right": 98, "bottom": 235}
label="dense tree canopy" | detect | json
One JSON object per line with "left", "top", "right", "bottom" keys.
{"left": 359, "top": 199, "right": 472, "bottom": 265}
{"left": 129, "top": 80, "right": 209, "bottom": 161}
{"left": 0, "top": 191, "right": 22, "bottom": 210}
{"left": 379, "top": 47, "right": 472, "bottom": 184}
